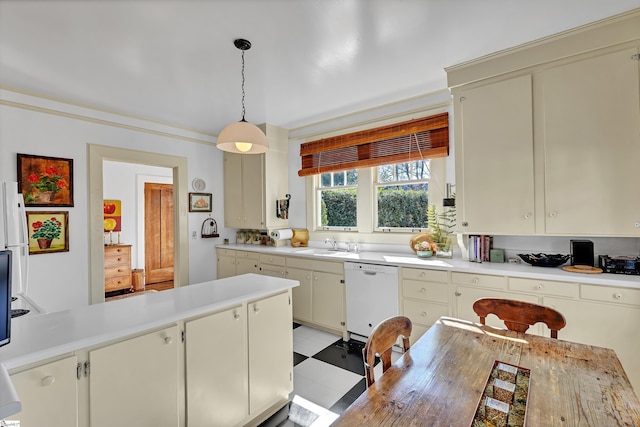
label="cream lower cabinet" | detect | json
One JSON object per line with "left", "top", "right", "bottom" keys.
{"left": 9, "top": 355, "right": 79, "bottom": 427}
{"left": 544, "top": 284, "right": 640, "bottom": 392}
{"left": 186, "top": 305, "right": 248, "bottom": 427}
{"left": 248, "top": 291, "right": 293, "bottom": 417}
{"left": 259, "top": 254, "right": 286, "bottom": 278}
{"left": 400, "top": 268, "right": 449, "bottom": 344}
{"left": 89, "top": 325, "right": 180, "bottom": 427}
{"left": 286, "top": 257, "right": 345, "bottom": 334}
{"left": 217, "top": 249, "right": 260, "bottom": 279}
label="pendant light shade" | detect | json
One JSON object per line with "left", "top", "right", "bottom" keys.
{"left": 216, "top": 39, "right": 268, "bottom": 154}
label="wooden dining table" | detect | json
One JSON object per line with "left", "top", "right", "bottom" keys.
{"left": 332, "top": 316, "right": 640, "bottom": 426}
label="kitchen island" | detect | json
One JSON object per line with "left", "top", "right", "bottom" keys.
{"left": 0, "top": 273, "right": 298, "bottom": 427}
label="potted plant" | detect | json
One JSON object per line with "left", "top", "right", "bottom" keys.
{"left": 26, "top": 167, "right": 68, "bottom": 202}
{"left": 414, "top": 239, "right": 437, "bottom": 258}
{"left": 31, "top": 217, "right": 62, "bottom": 249}
{"left": 427, "top": 200, "right": 456, "bottom": 258}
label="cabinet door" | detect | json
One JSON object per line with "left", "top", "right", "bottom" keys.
{"left": 454, "top": 75, "right": 535, "bottom": 234}
{"left": 186, "top": 306, "right": 248, "bottom": 426}
{"left": 241, "top": 154, "right": 265, "bottom": 229}
{"left": 236, "top": 257, "right": 259, "bottom": 275}
{"left": 454, "top": 286, "right": 540, "bottom": 334}
{"left": 223, "top": 153, "right": 244, "bottom": 228}
{"left": 217, "top": 254, "right": 236, "bottom": 279}
{"left": 9, "top": 355, "right": 78, "bottom": 427}
{"left": 542, "top": 47, "right": 640, "bottom": 235}
{"left": 312, "top": 271, "right": 345, "bottom": 331}
{"left": 286, "top": 267, "right": 313, "bottom": 322}
{"left": 248, "top": 292, "right": 293, "bottom": 415}
{"left": 89, "top": 326, "right": 180, "bottom": 427}
{"left": 544, "top": 297, "right": 640, "bottom": 392}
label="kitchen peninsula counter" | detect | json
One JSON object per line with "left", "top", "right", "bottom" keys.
{"left": 218, "top": 244, "right": 640, "bottom": 289}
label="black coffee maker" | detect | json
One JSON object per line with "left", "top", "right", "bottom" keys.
{"left": 570, "top": 240, "right": 594, "bottom": 266}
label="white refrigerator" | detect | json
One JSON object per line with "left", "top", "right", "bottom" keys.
{"left": 1, "top": 182, "right": 42, "bottom": 315}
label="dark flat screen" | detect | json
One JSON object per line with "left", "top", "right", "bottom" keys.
{"left": 0, "top": 250, "right": 12, "bottom": 347}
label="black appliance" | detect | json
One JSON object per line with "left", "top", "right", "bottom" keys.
{"left": 570, "top": 239, "right": 594, "bottom": 266}
{"left": 599, "top": 255, "right": 640, "bottom": 275}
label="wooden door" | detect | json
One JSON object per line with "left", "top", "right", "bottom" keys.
{"left": 145, "top": 183, "right": 174, "bottom": 284}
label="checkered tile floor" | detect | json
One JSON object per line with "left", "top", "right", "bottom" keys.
{"left": 260, "top": 323, "right": 401, "bottom": 427}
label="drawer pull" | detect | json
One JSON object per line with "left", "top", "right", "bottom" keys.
{"left": 234, "top": 313, "right": 240, "bottom": 319}
{"left": 41, "top": 375, "right": 55, "bottom": 386}
{"left": 164, "top": 337, "right": 173, "bottom": 344}
{"left": 536, "top": 284, "right": 543, "bottom": 290}
{"left": 420, "top": 272, "right": 426, "bottom": 277}
{"left": 420, "top": 288, "right": 426, "bottom": 293}
{"left": 455, "top": 291, "right": 462, "bottom": 296}
{"left": 421, "top": 312, "right": 427, "bottom": 317}
{"left": 614, "top": 293, "right": 623, "bottom": 300}
{"left": 472, "top": 278, "right": 479, "bottom": 284}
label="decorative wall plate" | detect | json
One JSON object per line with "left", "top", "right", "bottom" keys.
{"left": 192, "top": 178, "right": 206, "bottom": 192}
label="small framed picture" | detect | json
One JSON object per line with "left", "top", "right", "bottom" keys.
{"left": 26, "top": 211, "right": 69, "bottom": 255}
{"left": 188, "top": 192, "right": 212, "bottom": 212}
{"left": 17, "top": 153, "right": 74, "bottom": 207}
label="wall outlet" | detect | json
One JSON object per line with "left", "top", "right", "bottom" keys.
{"left": 191, "top": 231, "right": 197, "bottom": 239}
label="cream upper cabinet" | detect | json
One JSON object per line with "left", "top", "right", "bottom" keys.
{"left": 223, "top": 124, "right": 289, "bottom": 230}
{"left": 540, "top": 47, "right": 640, "bottom": 236}
{"left": 454, "top": 75, "right": 535, "bottom": 235}
{"left": 9, "top": 355, "right": 79, "bottom": 427}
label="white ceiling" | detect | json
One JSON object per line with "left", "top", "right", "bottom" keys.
{"left": 1, "top": 1, "right": 639, "bottom": 136}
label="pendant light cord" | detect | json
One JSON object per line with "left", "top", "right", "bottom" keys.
{"left": 241, "top": 49, "right": 246, "bottom": 122}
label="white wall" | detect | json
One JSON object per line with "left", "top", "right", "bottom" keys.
{"left": 0, "top": 90, "right": 229, "bottom": 313}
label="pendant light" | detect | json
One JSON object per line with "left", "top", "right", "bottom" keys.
{"left": 216, "top": 38, "right": 268, "bottom": 154}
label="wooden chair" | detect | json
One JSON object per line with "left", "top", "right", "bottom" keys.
{"left": 472, "top": 298, "right": 567, "bottom": 339}
{"left": 362, "top": 316, "right": 412, "bottom": 387}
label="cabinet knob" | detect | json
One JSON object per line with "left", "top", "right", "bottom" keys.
{"left": 614, "top": 293, "right": 623, "bottom": 300}
{"left": 548, "top": 211, "right": 558, "bottom": 218}
{"left": 234, "top": 312, "right": 241, "bottom": 319}
{"left": 472, "top": 278, "right": 479, "bottom": 284}
{"left": 421, "top": 312, "right": 427, "bottom": 317}
{"left": 536, "top": 284, "right": 543, "bottom": 290}
{"left": 524, "top": 212, "right": 532, "bottom": 219}
{"left": 455, "top": 291, "right": 462, "bottom": 296}
{"left": 420, "top": 272, "right": 426, "bottom": 277}
{"left": 164, "top": 336, "right": 173, "bottom": 344}
{"left": 253, "top": 304, "right": 260, "bottom": 312}
{"left": 41, "top": 375, "right": 56, "bottom": 386}
{"left": 420, "top": 288, "right": 426, "bottom": 293}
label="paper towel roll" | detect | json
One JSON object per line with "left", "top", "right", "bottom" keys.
{"left": 271, "top": 229, "right": 293, "bottom": 241}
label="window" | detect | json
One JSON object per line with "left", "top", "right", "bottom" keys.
{"left": 316, "top": 170, "right": 358, "bottom": 229}
{"left": 376, "top": 160, "right": 430, "bottom": 230}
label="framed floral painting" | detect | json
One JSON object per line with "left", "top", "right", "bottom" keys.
{"left": 26, "top": 211, "right": 69, "bottom": 255}
{"left": 189, "top": 192, "right": 212, "bottom": 212}
{"left": 17, "top": 153, "right": 74, "bottom": 207}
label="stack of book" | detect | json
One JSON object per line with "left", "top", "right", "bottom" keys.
{"left": 468, "top": 235, "right": 493, "bottom": 262}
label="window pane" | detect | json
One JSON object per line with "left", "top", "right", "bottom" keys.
{"left": 378, "top": 165, "right": 393, "bottom": 183}
{"left": 377, "top": 183, "right": 429, "bottom": 228}
{"left": 414, "top": 160, "right": 430, "bottom": 180}
{"left": 346, "top": 170, "right": 358, "bottom": 186}
{"left": 333, "top": 171, "right": 345, "bottom": 186}
{"left": 319, "top": 189, "right": 357, "bottom": 227}
{"left": 395, "top": 163, "right": 411, "bottom": 181}
{"left": 320, "top": 173, "right": 332, "bottom": 187}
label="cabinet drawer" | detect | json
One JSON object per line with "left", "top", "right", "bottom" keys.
{"left": 259, "top": 254, "right": 285, "bottom": 266}
{"left": 509, "top": 277, "right": 578, "bottom": 298}
{"left": 104, "top": 245, "right": 131, "bottom": 256}
{"left": 105, "top": 275, "right": 131, "bottom": 291}
{"left": 402, "top": 299, "right": 448, "bottom": 327}
{"left": 237, "top": 250, "right": 260, "bottom": 260}
{"left": 402, "top": 279, "right": 448, "bottom": 303}
{"left": 217, "top": 248, "right": 236, "bottom": 257}
{"left": 401, "top": 267, "right": 448, "bottom": 283}
{"left": 287, "top": 257, "right": 343, "bottom": 275}
{"left": 104, "top": 255, "right": 130, "bottom": 268}
{"left": 451, "top": 272, "right": 506, "bottom": 289}
{"left": 581, "top": 284, "right": 640, "bottom": 307}
{"left": 105, "top": 266, "right": 131, "bottom": 278}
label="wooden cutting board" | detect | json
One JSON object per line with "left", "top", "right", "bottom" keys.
{"left": 562, "top": 265, "right": 603, "bottom": 274}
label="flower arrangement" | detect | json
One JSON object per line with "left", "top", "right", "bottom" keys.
{"left": 414, "top": 239, "right": 437, "bottom": 253}
{"left": 27, "top": 167, "right": 68, "bottom": 194}
{"left": 31, "top": 217, "right": 62, "bottom": 240}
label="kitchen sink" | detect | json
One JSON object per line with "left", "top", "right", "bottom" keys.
{"left": 292, "top": 248, "right": 360, "bottom": 259}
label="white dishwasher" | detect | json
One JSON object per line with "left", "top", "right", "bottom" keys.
{"left": 344, "top": 262, "right": 399, "bottom": 342}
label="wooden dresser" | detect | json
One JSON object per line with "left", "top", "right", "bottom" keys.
{"left": 104, "top": 244, "right": 132, "bottom": 292}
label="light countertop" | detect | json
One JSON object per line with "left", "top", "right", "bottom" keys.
{"left": 0, "top": 274, "right": 298, "bottom": 371}
{"left": 219, "top": 244, "right": 640, "bottom": 289}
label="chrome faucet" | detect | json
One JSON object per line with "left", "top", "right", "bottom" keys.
{"left": 324, "top": 237, "right": 338, "bottom": 251}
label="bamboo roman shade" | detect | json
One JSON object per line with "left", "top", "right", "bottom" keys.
{"left": 298, "top": 113, "right": 449, "bottom": 177}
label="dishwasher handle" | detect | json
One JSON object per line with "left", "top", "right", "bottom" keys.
{"left": 363, "top": 271, "right": 378, "bottom": 276}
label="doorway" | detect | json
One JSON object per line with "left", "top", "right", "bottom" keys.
{"left": 88, "top": 144, "right": 189, "bottom": 305}
{"left": 144, "top": 183, "right": 174, "bottom": 286}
